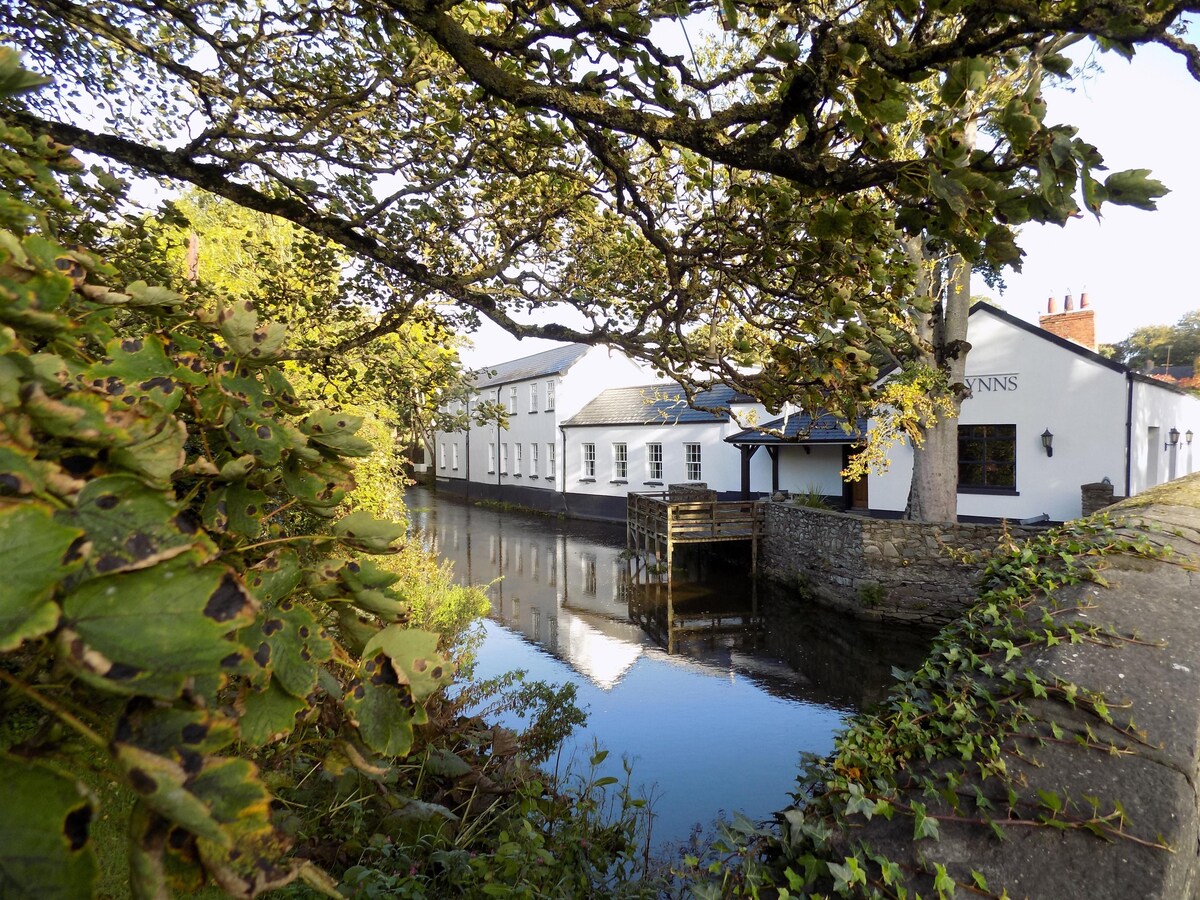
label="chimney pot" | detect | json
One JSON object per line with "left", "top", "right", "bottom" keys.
{"left": 1080, "top": 290, "right": 1089, "bottom": 309}
{"left": 1047, "top": 295, "right": 1059, "bottom": 314}
{"left": 1064, "top": 290, "right": 1074, "bottom": 311}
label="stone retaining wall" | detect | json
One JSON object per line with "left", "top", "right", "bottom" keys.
{"left": 760, "top": 504, "right": 1041, "bottom": 625}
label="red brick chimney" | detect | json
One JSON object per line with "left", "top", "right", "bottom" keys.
{"left": 1039, "top": 291, "right": 1096, "bottom": 350}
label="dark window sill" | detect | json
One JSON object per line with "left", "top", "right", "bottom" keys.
{"left": 512, "top": 474, "right": 522, "bottom": 479}
{"left": 957, "top": 486, "right": 1020, "bottom": 496}
{"left": 610, "top": 479, "right": 628, "bottom": 484}
{"left": 579, "top": 478, "right": 596, "bottom": 483}
{"left": 529, "top": 475, "right": 539, "bottom": 480}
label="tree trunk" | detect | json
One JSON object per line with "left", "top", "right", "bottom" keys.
{"left": 904, "top": 250, "right": 972, "bottom": 522}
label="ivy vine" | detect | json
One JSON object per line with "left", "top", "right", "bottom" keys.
{"left": 678, "top": 515, "right": 1183, "bottom": 898}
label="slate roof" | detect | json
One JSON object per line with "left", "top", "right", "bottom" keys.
{"left": 726, "top": 413, "right": 865, "bottom": 445}
{"left": 471, "top": 344, "right": 590, "bottom": 389}
{"left": 561, "top": 384, "right": 758, "bottom": 427}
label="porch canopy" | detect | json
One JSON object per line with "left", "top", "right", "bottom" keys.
{"left": 725, "top": 413, "right": 865, "bottom": 499}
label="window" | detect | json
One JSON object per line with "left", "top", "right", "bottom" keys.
{"left": 612, "top": 442, "right": 628, "bottom": 480}
{"left": 685, "top": 443, "right": 702, "bottom": 481}
{"left": 514, "top": 443, "right": 522, "bottom": 475}
{"left": 958, "top": 424, "right": 1016, "bottom": 491}
{"left": 582, "top": 442, "right": 596, "bottom": 479}
{"left": 500, "top": 442, "right": 509, "bottom": 475}
{"left": 507, "top": 386, "right": 517, "bottom": 413}
{"left": 439, "top": 444, "right": 446, "bottom": 469}
{"left": 488, "top": 443, "right": 496, "bottom": 473}
{"left": 530, "top": 442, "right": 539, "bottom": 476}
{"left": 647, "top": 442, "right": 662, "bottom": 481}
{"left": 545, "top": 380, "right": 555, "bottom": 411}
{"left": 529, "top": 383, "right": 538, "bottom": 412}
{"left": 451, "top": 444, "right": 459, "bottom": 471}
{"left": 547, "top": 443, "right": 556, "bottom": 479}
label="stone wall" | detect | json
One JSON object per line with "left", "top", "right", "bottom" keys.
{"left": 760, "top": 504, "right": 1041, "bottom": 625}
{"left": 1082, "top": 479, "right": 1121, "bottom": 516}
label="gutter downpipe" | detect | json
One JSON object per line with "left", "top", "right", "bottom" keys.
{"left": 559, "top": 423, "right": 568, "bottom": 516}
{"left": 1124, "top": 372, "right": 1134, "bottom": 499}
{"left": 465, "top": 394, "right": 471, "bottom": 500}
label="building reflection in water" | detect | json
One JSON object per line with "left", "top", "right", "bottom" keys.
{"left": 408, "top": 487, "right": 934, "bottom": 708}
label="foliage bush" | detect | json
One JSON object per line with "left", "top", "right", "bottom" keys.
{"left": 0, "top": 52, "right": 653, "bottom": 899}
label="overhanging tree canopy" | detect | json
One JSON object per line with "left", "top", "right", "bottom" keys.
{"left": 2, "top": 0, "right": 1196, "bottom": 417}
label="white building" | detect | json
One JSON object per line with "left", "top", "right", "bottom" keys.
{"left": 559, "top": 384, "right": 768, "bottom": 518}
{"left": 433, "top": 344, "right": 659, "bottom": 514}
{"left": 437, "top": 302, "right": 1199, "bottom": 523}
{"left": 729, "top": 301, "right": 1200, "bottom": 522}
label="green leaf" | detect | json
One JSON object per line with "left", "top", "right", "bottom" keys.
{"left": 1103, "top": 169, "right": 1168, "bottom": 211}
{"left": 257, "top": 600, "right": 331, "bottom": 698}
{"left": 63, "top": 474, "right": 209, "bottom": 578}
{"left": 300, "top": 409, "right": 374, "bottom": 457}
{"left": 62, "top": 557, "right": 258, "bottom": 697}
{"left": 344, "top": 670, "right": 418, "bottom": 757}
{"left": 0, "top": 755, "right": 97, "bottom": 897}
{"left": 363, "top": 625, "right": 453, "bottom": 702}
{"left": 332, "top": 511, "right": 406, "bottom": 553}
{"left": 114, "top": 744, "right": 229, "bottom": 846}
{"left": 0, "top": 503, "right": 82, "bottom": 651}
{"left": 239, "top": 678, "right": 307, "bottom": 746}
{"left": 217, "top": 300, "right": 287, "bottom": 363}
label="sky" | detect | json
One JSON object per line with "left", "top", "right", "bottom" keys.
{"left": 459, "top": 32, "right": 1200, "bottom": 366}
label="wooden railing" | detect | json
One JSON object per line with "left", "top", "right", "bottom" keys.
{"left": 627, "top": 492, "right": 763, "bottom": 542}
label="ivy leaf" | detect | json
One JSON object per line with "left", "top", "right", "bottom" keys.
{"left": 0, "top": 503, "right": 83, "bottom": 651}
{"left": 0, "top": 754, "right": 98, "bottom": 897}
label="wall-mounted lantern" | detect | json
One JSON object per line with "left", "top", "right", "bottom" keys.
{"left": 1188, "top": 429, "right": 1195, "bottom": 446}
{"left": 1041, "top": 428, "right": 1054, "bottom": 458}
{"left": 1166, "top": 427, "right": 1181, "bottom": 451}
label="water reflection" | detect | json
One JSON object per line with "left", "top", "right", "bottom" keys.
{"left": 406, "top": 486, "right": 936, "bottom": 845}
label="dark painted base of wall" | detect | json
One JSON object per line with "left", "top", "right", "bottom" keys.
{"left": 432, "top": 477, "right": 759, "bottom": 523}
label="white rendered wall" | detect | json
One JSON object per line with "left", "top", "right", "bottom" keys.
{"left": 1129, "top": 379, "right": 1200, "bottom": 493}
{"left": 774, "top": 446, "right": 846, "bottom": 496}
{"left": 871, "top": 309, "right": 1129, "bottom": 522}
{"left": 563, "top": 414, "right": 762, "bottom": 499}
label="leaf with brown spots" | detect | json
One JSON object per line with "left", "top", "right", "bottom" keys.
{"left": 299, "top": 409, "right": 374, "bottom": 457}
{"left": 62, "top": 557, "right": 258, "bottom": 699}
{"left": 363, "top": 625, "right": 454, "bottom": 703}
{"left": 0, "top": 503, "right": 82, "bottom": 651}
{"left": 64, "top": 474, "right": 214, "bottom": 578}
{"left": 217, "top": 300, "right": 287, "bottom": 364}
{"left": 256, "top": 600, "right": 331, "bottom": 698}
{"left": 0, "top": 754, "right": 98, "bottom": 898}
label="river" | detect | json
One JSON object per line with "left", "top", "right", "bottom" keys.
{"left": 405, "top": 486, "right": 938, "bottom": 849}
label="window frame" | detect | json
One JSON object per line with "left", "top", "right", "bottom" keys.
{"left": 487, "top": 442, "right": 496, "bottom": 474}
{"left": 647, "top": 442, "right": 663, "bottom": 481}
{"left": 514, "top": 442, "right": 522, "bottom": 476}
{"left": 508, "top": 386, "right": 517, "bottom": 414}
{"left": 545, "top": 380, "right": 555, "bottom": 411}
{"left": 957, "top": 424, "right": 1018, "bottom": 494}
{"left": 684, "top": 442, "right": 702, "bottom": 482}
{"left": 581, "top": 442, "right": 596, "bottom": 479}
{"left": 529, "top": 383, "right": 538, "bottom": 413}
{"left": 500, "top": 442, "right": 508, "bottom": 475}
{"left": 530, "top": 442, "right": 539, "bottom": 477}
{"left": 547, "top": 442, "right": 556, "bottom": 480}
{"left": 612, "top": 442, "right": 628, "bottom": 480}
